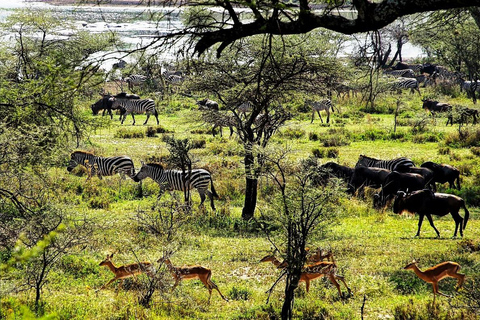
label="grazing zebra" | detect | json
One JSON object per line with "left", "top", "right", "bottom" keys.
{"left": 125, "top": 75, "right": 147, "bottom": 91}
{"left": 236, "top": 101, "right": 254, "bottom": 117}
{"left": 383, "top": 69, "right": 416, "bottom": 78}
{"left": 305, "top": 99, "right": 335, "bottom": 124}
{"left": 109, "top": 96, "right": 159, "bottom": 125}
{"left": 355, "top": 155, "right": 414, "bottom": 172}
{"left": 132, "top": 163, "right": 219, "bottom": 210}
{"left": 201, "top": 109, "right": 236, "bottom": 137}
{"left": 459, "top": 79, "right": 480, "bottom": 98}
{"left": 91, "top": 93, "right": 140, "bottom": 119}
{"left": 67, "top": 151, "right": 135, "bottom": 180}
{"left": 390, "top": 77, "right": 421, "bottom": 95}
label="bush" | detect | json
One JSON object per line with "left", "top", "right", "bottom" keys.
{"left": 114, "top": 128, "right": 145, "bottom": 139}
{"left": 146, "top": 126, "right": 169, "bottom": 137}
{"left": 228, "top": 286, "right": 252, "bottom": 301}
{"left": 191, "top": 139, "right": 206, "bottom": 149}
{"left": 280, "top": 128, "right": 305, "bottom": 139}
{"left": 438, "top": 147, "right": 451, "bottom": 155}
{"left": 326, "top": 148, "right": 339, "bottom": 158}
{"left": 470, "top": 147, "right": 480, "bottom": 156}
{"left": 312, "top": 148, "right": 325, "bottom": 158}
{"left": 309, "top": 132, "right": 319, "bottom": 141}
{"left": 444, "top": 128, "right": 480, "bottom": 148}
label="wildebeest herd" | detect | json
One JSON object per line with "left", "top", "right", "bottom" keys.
{"left": 319, "top": 155, "right": 468, "bottom": 238}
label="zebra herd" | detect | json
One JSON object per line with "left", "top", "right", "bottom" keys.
{"left": 67, "top": 151, "right": 219, "bottom": 210}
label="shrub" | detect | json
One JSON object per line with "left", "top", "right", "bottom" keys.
{"left": 312, "top": 148, "right": 325, "bottom": 158}
{"left": 280, "top": 128, "right": 305, "bottom": 139}
{"left": 146, "top": 126, "right": 169, "bottom": 137}
{"left": 114, "top": 128, "right": 145, "bottom": 139}
{"left": 438, "top": 147, "right": 451, "bottom": 155}
{"left": 228, "top": 286, "right": 252, "bottom": 301}
{"left": 444, "top": 128, "right": 480, "bottom": 148}
{"left": 470, "top": 147, "right": 480, "bottom": 156}
{"left": 308, "top": 132, "right": 319, "bottom": 141}
{"left": 191, "top": 139, "right": 206, "bottom": 149}
{"left": 326, "top": 148, "right": 339, "bottom": 158}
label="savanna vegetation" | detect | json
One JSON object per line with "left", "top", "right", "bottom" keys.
{"left": 1, "top": 3, "right": 480, "bottom": 320}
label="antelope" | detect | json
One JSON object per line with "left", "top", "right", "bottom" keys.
{"left": 98, "top": 254, "right": 154, "bottom": 289}
{"left": 259, "top": 253, "right": 351, "bottom": 297}
{"left": 404, "top": 260, "right": 465, "bottom": 304}
{"left": 306, "top": 247, "right": 335, "bottom": 264}
{"left": 158, "top": 257, "right": 228, "bottom": 303}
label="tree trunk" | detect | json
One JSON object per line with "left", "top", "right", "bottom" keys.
{"left": 242, "top": 151, "right": 258, "bottom": 220}
{"left": 281, "top": 272, "right": 300, "bottom": 320}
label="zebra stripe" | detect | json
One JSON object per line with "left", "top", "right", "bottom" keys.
{"left": 383, "top": 69, "right": 415, "bottom": 78}
{"left": 125, "top": 75, "right": 147, "bottom": 91}
{"left": 460, "top": 80, "right": 480, "bottom": 94}
{"left": 305, "top": 99, "right": 335, "bottom": 123}
{"left": 236, "top": 101, "right": 254, "bottom": 117}
{"left": 133, "top": 163, "right": 219, "bottom": 210}
{"left": 67, "top": 151, "right": 135, "bottom": 179}
{"left": 390, "top": 77, "right": 421, "bottom": 95}
{"left": 355, "top": 155, "right": 414, "bottom": 172}
{"left": 110, "top": 97, "right": 159, "bottom": 125}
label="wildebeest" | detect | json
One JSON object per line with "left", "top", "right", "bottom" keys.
{"left": 420, "top": 161, "right": 461, "bottom": 190}
{"left": 374, "top": 171, "right": 425, "bottom": 207}
{"left": 318, "top": 162, "right": 354, "bottom": 188}
{"left": 422, "top": 99, "right": 452, "bottom": 115}
{"left": 197, "top": 98, "right": 219, "bottom": 111}
{"left": 446, "top": 106, "right": 479, "bottom": 126}
{"left": 91, "top": 93, "right": 140, "bottom": 119}
{"left": 405, "top": 167, "right": 436, "bottom": 191}
{"left": 349, "top": 166, "right": 391, "bottom": 195}
{"left": 393, "top": 189, "right": 469, "bottom": 238}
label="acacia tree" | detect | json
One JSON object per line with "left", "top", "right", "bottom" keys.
{"left": 410, "top": 10, "right": 480, "bottom": 102}
{"left": 259, "top": 147, "right": 342, "bottom": 319}
{"left": 188, "top": 34, "right": 342, "bottom": 219}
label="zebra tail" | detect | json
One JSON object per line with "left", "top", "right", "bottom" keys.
{"left": 210, "top": 177, "right": 220, "bottom": 199}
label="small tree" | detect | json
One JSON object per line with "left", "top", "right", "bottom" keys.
{"left": 259, "top": 146, "right": 343, "bottom": 319}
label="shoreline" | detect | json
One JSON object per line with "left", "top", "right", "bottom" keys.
{"left": 25, "top": 0, "right": 174, "bottom": 6}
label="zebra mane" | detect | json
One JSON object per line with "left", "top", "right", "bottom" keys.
{"left": 146, "top": 163, "right": 164, "bottom": 169}
{"left": 72, "top": 150, "right": 95, "bottom": 156}
{"left": 358, "top": 155, "right": 380, "bottom": 161}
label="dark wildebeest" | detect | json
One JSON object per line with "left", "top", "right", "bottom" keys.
{"left": 405, "top": 167, "right": 436, "bottom": 191}
{"left": 91, "top": 93, "right": 140, "bottom": 120}
{"left": 446, "top": 106, "right": 479, "bottom": 126}
{"left": 197, "top": 98, "right": 219, "bottom": 111}
{"left": 422, "top": 99, "right": 452, "bottom": 116}
{"left": 374, "top": 171, "right": 425, "bottom": 208}
{"left": 421, "top": 63, "right": 437, "bottom": 76}
{"left": 318, "top": 162, "right": 354, "bottom": 188}
{"left": 420, "top": 161, "right": 461, "bottom": 190}
{"left": 393, "top": 189, "right": 469, "bottom": 238}
{"left": 349, "top": 166, "right": 391, "bottom": 195}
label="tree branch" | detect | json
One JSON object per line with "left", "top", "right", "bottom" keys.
{"left": 194, "top": 0, "right": 480, "bottom": 56}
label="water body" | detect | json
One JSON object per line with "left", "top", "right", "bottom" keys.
{"left": 0, "top": 0, "right": 424, "bottom": 70}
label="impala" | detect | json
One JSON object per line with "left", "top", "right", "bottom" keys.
{"left": 98, "top": 253, "right": 154, "bottom": 290}
{"left": 404, "top": 260, "right": 465, "bottom": 304}
{"left": 260, "top": 253, "right": 351, "bottom": 297}
{"left": 158, "top": 257, "right": 228, "bottom": 303}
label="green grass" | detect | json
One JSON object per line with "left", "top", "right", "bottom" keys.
{"left": 2, "top": 90, "right": 480, "bottom": 319}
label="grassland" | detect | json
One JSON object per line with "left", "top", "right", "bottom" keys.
{"left": 2, "top": 89, "right": 480, "bottom": 319}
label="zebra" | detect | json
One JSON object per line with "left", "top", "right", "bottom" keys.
{"left": 109, "top": 96, "right": 159, "bottom": 125}
{"left": 67, "top": 150, "right": 135, "bottom": 180}
{"left": 355, "top": 155, "right": 414, "bottom": 172}
{"left": 459, "top": 79, "right": 480, "bottom": 98}
{"left": 236, "top": 101, "right": 254, "bottom": 118}
{"left": 201, "top": 109, "right": 236, "bottom": 137}
{"left": 124, "top": 75, "right": 147, "bottom": 91}
{"left": 389, "top": 77, "right": 421, "bottom": 95}
{"left": 91, "top": 93, "right": 140, "bottom": 119}
{"left": 305, "top": 99, "right": 335, "bottom": 123}
{"left": 383, "top": 69, "right": 416, "bottom": 78}
{"left": 132, "top": 162, "right": 219, "bottom": 210}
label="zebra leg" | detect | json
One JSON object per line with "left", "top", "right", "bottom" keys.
{"left": 131, "top": 113, "right": 136, "bottom": 125}
{"left": 143, "top": 113, "right": 151, "bottom": 125}
{"left": 197, "top": 189, "right": 207, "bottom": 208}
{"left": 205, "top": 190, "right": 216, "bottom": 211}
{"left": 311, "top": 111, "right": 315, "bottom": 123}
{"left": 326, "top": 110, "right": 330, "bottom": 124}
{"left": 318, "top": 111, "right": 323, "bottom": 123}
